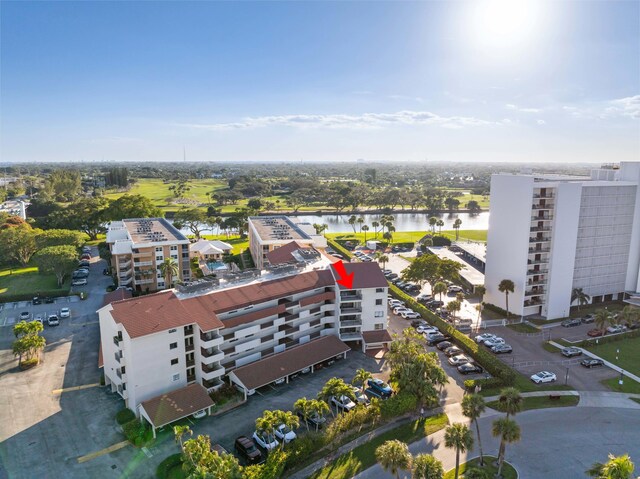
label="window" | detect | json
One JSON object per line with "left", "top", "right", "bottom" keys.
{"left": 376, "top": 288, "right": 385, "bottom": 293}
{"left": 172, "top": 373, "right": 180, "bottom": 381}
{"left": 375, "top": 299, "right": 383, "bottom": 305}
{"left": 374, "top": 311, "right": 385, "bottom": 318}
{"left": 156, "top": 256, "right": 163, "bottom": 261}
{"left": 171, "top": 358, "right": 179, "bottom": 365}
{"left": 170, "top": 245, "right": 178, "bottom": 251}
{"left": 168, "top": 329, "right": 177, "bottom": 333}
{"left": 170, "top": 342, "right": 178, "bottom": 350}
{"left": 374, "top": 323, "right": 384, "bottom": 330}
{"left": 182, "top": 269, "right": 190, "bottom": 276}
{"left": 155, "top": 247, "right": 163, "bottom": 252}
{"left": 122, "top": 383, "right": 127, "bottom": 391}
{"left": 182, "top": 252, "right": 189, "bottom": 258}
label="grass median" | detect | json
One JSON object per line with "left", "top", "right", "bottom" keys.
{"left": 308, "top": 413, "right": 448, "bottom": 479}
{"left": 444, "top": 456, "right": 517, "bottom": 479}
{"left": 487, "top": 395, "right": 579, "bottom": 412}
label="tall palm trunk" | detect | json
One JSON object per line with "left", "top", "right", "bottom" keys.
{"left": 505, "top": 292, "right": 509, "bottom": 317}
{"left": 474, "top": 418, "right": 485, "bottom": 466}
{"left": 454, "top": 450, "right": 460, "bottom": 479}
{"left": 497, "top": 440, "right": 506, "bottom": 476}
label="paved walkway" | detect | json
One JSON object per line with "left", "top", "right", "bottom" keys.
{"left": 548, "top": 340, "right": 640, "bottom": 383}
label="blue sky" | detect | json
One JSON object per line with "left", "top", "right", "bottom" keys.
{"left": 1, "top": 1, "right": 638, "bottom": 163}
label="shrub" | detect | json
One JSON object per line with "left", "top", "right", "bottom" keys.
{"left": 20, "top": 358, "right": 39, "bottom": 370}
{"left": 156, "top": 453, "right": 183, "bottom": 479}
{"left": 380, "top": 392, "right": 418, "bottom": 420}
{"left": 327, "top": 239, "right": 353, "bottom": 260}
{"left": 284, "top": 433, "right": 327, "bottom": 469}
{"left": 116, "top": 408, "right": 136, "bottom": 425}
{"left": 389, "top": 285, "right": 516, "bottom": 386}
{"left": 122, "top": 418, "right": 152, "bottom": 446}
{"left": 463, "top": 377, "right": 504, "bottom": 392}
{"left": 209, "top": 383, "right": 237, "bottom": 404}
{"left": 482, "top": 302, "right": 518, "bottom": 319}
{"left": 431, "top": 235, "right": 451, "bottom": 247}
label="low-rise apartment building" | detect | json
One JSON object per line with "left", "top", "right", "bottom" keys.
{"left": 98, "top": 259, "right": 390, "bottom": 413}
{"left": 106, "top": 218, "right": 191, "bottom": 292}
{"left": 248, "top": 215, "right": 327, "bottom": 269}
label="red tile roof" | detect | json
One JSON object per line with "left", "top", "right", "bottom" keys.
{"left": 330, "top": 262, "right": 388, "bottom": 290}
{"left": 108, "top": 291, "right": 223, "bottom": 339}
{"left": 230, "top": 335, "right": 350, "bottom": 391}
{"left": 102, "top": 288, "right": 133, "bottom": 307}
{"left": 362, "top": 330, "right": 392, "bottom": 344}
{"left": 265, "top": 241, "right": 305, "bottom": 265}
{"left": 140, "top": 383, "right": 214, "bottom": 428}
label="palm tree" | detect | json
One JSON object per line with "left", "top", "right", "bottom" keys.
{"left": 372, "top": 221, "right": 380, "bottom": 238}
{"left": 428, "top": 216, "right": 438, "bottom": 233}
{"left": 383, "top": 231, "right": 393, "bottom": 244}
{"left": 462, "top": 394, "right": 487, "bottom": 466}
{"left": 436, "top": 219, "right": 445, "bottom": 233}
{"left": 309, "top": 399, "right": 330, "bottom": 431}
{"left": 274, "top": 410, "right": 299, "bottom": 449}
{"left": 352, "top": 368, "right": 372, "bottom": 395}
{"left": 492, "top": 417, "right": 521, "bottom": 477}
{"left": 455, "top": 291, "right": 465, "bottom": 303}
{"left": 475, "top": 303, "right": 483, "bottom": 321}
{"left": 255, "top": 410, "right": 279, "bottom": 447}
{"left": 571, "top": 287, "right": 591, "bottom": 311}
{"left": 444, "top": 423, "right": 474, "bottom": 479}
{"left": 433, "top": 281, "right": 447, "bottom": 301}
{"left": 412, "top": 454, "right": 444, "bottom": 479}
{"left": 446, "top": 300, "right": 461, "bottom": 320}
{"left": 293, "top": 397, "right": 313, "bottom": 432}
{"left": 159, "top": 257, "right": 179, "bottom": 288}
{"left": 362, "top": 225, "right": 370, "bottom": 241}
{"left": 376, "top": 252, "right": 389, "bottom": 271}
{"left": 317, "top": 377, "right": 353, "bottom": 417}
{"left": 498, "top": 279, "right": 515, "bottom": 318}
{"left": 348, "top": 215, "right": 357, "bottom": 233}
{"left": 453, "top": 218, "right": 462, "bottom": 240}
{"left": 587, "top": 453, "right": 635, "bottom": 479}
{"left": 357, "top": 216, "right": 365, "bottom": 233}
{"left": 173, "top": 425, "right": 192, "bottom": 451}
{"left": 594, "top": 309, "right": 612, "bottom": 333}
{"left": 498, "top": 387, "right": 523, "bottom": 418}
{"left": 475, "top": 285, "right": 486, "bottom": 300}
{"left": 375, "top": 439, "right": 412, "bottom": 479}
{"left": 619, "top": 305, "right": 639, "bottom": 330}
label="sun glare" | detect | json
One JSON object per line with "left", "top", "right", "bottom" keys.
{"left": 470, "top": 0, "right": 542, "bottom": 51}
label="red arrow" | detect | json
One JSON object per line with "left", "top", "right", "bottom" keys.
{"left": 333, "top": 260, "right": 354, "bottom": 289}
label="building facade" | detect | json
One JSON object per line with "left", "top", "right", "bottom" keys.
{"left": 106, "top": 218, "right": 191, "bottom": 292}
{"left": 98, "top": 261, "right": 389, "bottom": 412}
{"left": 485, "top": 162, "right": 640, "bottom": 319}
{"left": 248, "top": 216, "right": 327, "bottom": 269}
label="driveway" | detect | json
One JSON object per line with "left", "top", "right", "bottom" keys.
{"left": 355, "top": 406, "right": 640, "bottom": 479}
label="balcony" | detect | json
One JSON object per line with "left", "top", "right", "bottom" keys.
{"left": 524, "top": 298, "right": 543, "bottom": 307}
{"left": 201, "top": 363, "right": 225, "bottom": 380}
{"left": 113, "top": 335, "right": 122, "bottom": 346}
{"left": 133, "top": 260, "right": 153, "bottom": 267}
{"left": 187, "top": 374, "right": 196, "bottom": 383}
{"left": 201, "top": 347, "right": 224, "bottom": 363}
{"left": 134, "top": 277, "right": 154, "bottom": 285}
{"left": 340, "top": 319, "right": 362, "bottom": 327}
{"left": 340, "top": 292, "right": 362, "bottom": 301}
{"left": 527, "top": 268, "right": 548, "bottom": 275}
{"left": 528, "top": 247, "right": 550, "bottom": 254}
{"left": 185, "top": 343, "right": 194, "bottom": 352}
{"left": 200, "top": 331, "right": 223, "bottom": 347}
{"left": 284, "top": 300, "right": 298, "bottom": 309}
{"left": 533, "top": 193, "right": 554, "bottom": 199}
{"left": 340, "top": 332, "right": 363, "bottom": 341}
{"left": 186, "top": 359, "right": 195, "bottom": 368}
{"left": 116, "top": 369, "right": 123, "bottom": 379}
{"left": 118, "top": 271, "right": 132, "bottom": 279}
{"left": 202, "top": 378, "right": 224, "bottom": 391}
{"left": 284, "top": 313, "right": 299, "bottom": 322}
{"left": 527, "top": 259, "right": 549, "bottom": 265}
{"left": 531, "top": 203, "right": 554, "bottom": 210}
{"left": 114, "top": 351, "right": 122, "bottom": 363}
{"left": 184, "top": 325, "right": 194, "bottom": 336}
{"left": 132, "top": 251, "right": 153, "bottom": 258}
{"left": 527, "top": 279, "right": 547, "bottom": 287}
{"left": 119, "top": 277, "right": 132, "bottom": 286}
{"left": 339, "top": 307, "right": 362, "bottom": 315}
{"left": 529, "top": 236, "right": 551, "bottom": 243}
{"left": 525, "top": 288, "right": 546, "bottom": 297}
{"left": 531, "top": 215, "right": 553, "bottom": 221}
{"left": 118, "top": 260, "right": 131, "bottom": 270}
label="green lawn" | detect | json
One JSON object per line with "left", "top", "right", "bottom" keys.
{"left": 308, "top": 414, "right": 449, "bottom": 479}
{"left": 487, "top": 395, "right": 579, "bottom": 412}
{"left": 601, "top": 377, "right": 640, "bottom": 394}
{"left": 631, "top": 398, "right": 640, "bottom": 405}
{"left": 198, "top": 234, "right": 249, "bottom": 255}
{"left": 506, "top": 323, "right": 540, "bottom": 334}
{"left": 443, "top": 456, "right": 517, "bottom": 479}
{"left": 585, "top": 336, "right": 640, "bottom": 377}
{"left": 326, "top": 229, "right": 487, "bottom": 246}
{"left": 0, "top": 266, "right": 69, "bottom": 299}
{"left": 479, "top": 375, "right": 575, "bottom": 397}
{"left": 542, "top": 341, "right": 561, "bottom": 354}
{"left": 438, "top": 229, "right": 488, "bottom": 243}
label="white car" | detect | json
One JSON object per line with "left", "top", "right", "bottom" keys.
{"left": 330, "top": 395, "right": 356, "bottom": 412}
{"left": 274, "top": 424, "right": 297, "bottom": 443}
{"left": 404, "top": 312, "right": 421, "bottom": 320}
{"left": 530, "top": 371, "right": 557, "bottom": 384}
{"left": 483, "top": 337, "right": 505, "bottom": 348}
{"left": 71, "top": 278, "right": 88, "bottom": 286}
{"left": 448, "top": 285, "right": 463, "bottom": 293}
{"left": 448, "top": 354, "right": 471, "bottom": 366}
{"left": 252, "top": 431, "right": 279, "bottom": 450}
{"left": 393, "top": 307, "right": 410, "bottom": 315}
{"left": 192, "top": 409, "right": 207, "bottom": 419}
{"left": 33, "top": 314, "right": 44, "bottom": 325}
{"left": 606, "top": 325, "right": 627, "bottom": 334}
{"left": 59, "top": 308, "right": 70, "bottom": 319}
{"left": 351, "top": 387, "right": 370, "bottom": 405}
{"left": 416, "top": 325, "right": 438, "bottom": 334}
{"left": 475, "top": 333, "right": 497, "bottom": 344}
{"left": 399, "top": 309, "right": 416, "bottom": 318}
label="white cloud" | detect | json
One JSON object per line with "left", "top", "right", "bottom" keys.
{"left": 561, "top": 95, "right": 640, "bottom": 120}
{"left": 181, "top": 110, "right": 503, "bottom": 131}
{"left": 506, "top": 103, "right": 541, "bottom": 113}
{"left": 537, "top": 119, "right": 546, "bottom": 125}
{"left": 388, "top": 94, "right": 424, "bottom": 103}
{"left": 606, "top": 95, "right": 640, "bottom": 119}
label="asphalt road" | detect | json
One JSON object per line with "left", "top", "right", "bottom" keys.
{"left": 355, "top": 406, "right": 640, "bottom": 479}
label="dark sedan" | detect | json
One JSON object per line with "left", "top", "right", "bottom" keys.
{"left": 457, "top": 363, "right": 484, "bottom": 375}
{"left": 561, "top": 318, "right": 582, "bottom": 328}
{"left": 436, "top": 341, "right": 453, "bottom": 351}
{"left": 580, "top": 359, "right": 605, "bottom": 368}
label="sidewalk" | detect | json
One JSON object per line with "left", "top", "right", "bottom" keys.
{"left": 548, "top": 340, "right": 640, "bottom": 383}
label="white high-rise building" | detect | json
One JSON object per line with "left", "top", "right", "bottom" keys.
{"left": 485, "top": 162, "right": 640, "bottom": 320}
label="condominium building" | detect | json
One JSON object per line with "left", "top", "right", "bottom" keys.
{"left": 106, "top": 218, "right": 191, "bottom": 292}
{"left": 485, "top": 162, "right": 640, "bottom": 320}
{"left": 248, "top": 216, "right": 327, "bottom": 269}
{"left": 98, "top": 259, "right": 390, "bottom": 413}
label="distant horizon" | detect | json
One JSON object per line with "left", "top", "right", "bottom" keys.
{"left": 2, "top": 1, "right": 638, "bottom": 163}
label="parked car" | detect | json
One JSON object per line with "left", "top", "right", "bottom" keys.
{"left": 72, "top": 278, "right": 88, "bottom": 286}
{"left": 561, "top": 318, "right": 582, "bottom": 328}
{"left": 448, "top": 354, "right": 471, "bottom": 366}
{"left": 331, "top": 395, "right": 356, "bottom": 412}
{"left": 19, "top": 312, "right": 31, "bottom": 321}
{"left": 235, "top": 436, "right": 263, "bottom": 464}
{"left": 80, "top": 254, "right": 91, "bottom": 261}
{"left": 491, "top": 344, "right": 513, "bottom": 354}
{"left": 447, "top": 285, "right": 463, "bottom": 293}
{"left": 272, "top": 377, "right": 286, "bottom": 386}
{"left": 581, "top": 314, "right": 595, "bottom": 324}
{"left": 411, "top": 320, "right": 428, "bottom": 328}
{"left": 274, "top": 424, "right": 297, "bottom": 443}
{"left": 192, "top": 409, "right": 207, "bottom": 419}
{"left": 367, "top": 378, "right": 393, "bottom": 397}
{"left": 399, "top": 309, "right": 416, "bottom": 319}
{"left": 425, "top": 333, "right": 449, "bottom": 345}
{"left": 475, "top": 333, "right": 497, "bottom": 344}
{"left": 252, "top": 431, "right": 278, "bottom": 451}
{"left": 82, "top": 246, "right": 92, "bottom": 253}
{"left": 33, "top": 314, "right": 44, "bottom": 325}
{"left": 386, "top": 273, "right": 399, "bottom": 280}
{"left": 32, "top": 297, "right": 42, "bottom": 305}
{"left": 78, "top": 260, "right": 90, "bottom": 268}
{"left": 416, "top": 325, "right": 438, "bottom": 334}
{"left": 59, "top": 307, "right": 70, "bottom": 319}
{"left": 393, "top": 307, "right": 411, "bottom": 315}
{"left": 581, "top": 359, "right": 605, "bottom": 368}
{"left": 483, "top": 337, "right": 506, "bottom": 348}
{"left": 45, "top": 297, "right": 55, "bottom": 304}
{"left": 444, "top": 346, "right": 463, "bottom": 357}
{"left": 561, "top": 347, "right": 582, "bottom": 358}
{"left": 530, "top": 371, "right": 557, "bottom": 384}
{"left": 427, "top": 300, "right": 444, "bottom": 309}
{"left": 606, "top": 325, "right": 628, "bottom": 334}
{"left": 457, "top": 363, "right": 484, "bottom": 375}
{"left": 436, "top": 341, "right": 453, "bottom": 351}
{"left": 296, "top": 411, "right": 326, "bottom": 430}
{"left": 351, "top": 386, "right": 370, "bottom": 405}
{"left": 587, "top": 329, "right": 606, "bottom": 337}
{"left": 403, "top": 312, "right": 421, "bottom": 320}
{"left": 73, "top": 271, "right": 89, "bottom": 279}
{"left": 47, "top": 314, "right": 60, "bottom": 327}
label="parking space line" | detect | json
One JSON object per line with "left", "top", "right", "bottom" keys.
{"left": 52, "top": 383, "right": 100, "bottom": 395}
{"left": 77, "top": 440, "right": 130, "bottom": 463}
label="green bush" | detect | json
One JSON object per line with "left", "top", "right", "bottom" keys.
{"left": 389, "top": 285, "right": 515, "bottom": 386}
{"left": 327, "top": 239, "right": 353, "bottom": 260}
{"left": 284, "top": 433, "right": 327, "bottom": 469}
{"left": 380, "top": 392, "right": 417, "bottom": 420}
{"left": 1, "top": 289, "right": 69, "bottom": 303}
{"left": 20, "top": 358, "right": 39, "bottom": 370}
{"left": 482, "top": 302, "right": 518, "bottom": 319}
{"left": 122, "top": 418, "right": 152, "bottom": 446}
{"left": 116, "top": 408, "right": 136, "bottom": 425}
{"left": 431, "top": 235, "right": 451, "bottom": 247}
{"left": 463, "top": 377, "right": 504, "bottom": 392}
{"left": 156, "top": 453, "right": 183, "bottom": 479}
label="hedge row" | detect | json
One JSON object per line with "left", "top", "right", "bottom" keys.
{"left": 326, "top": 239, "right": 354, "bottom": 260}
{"left": 389, "top": 284, "right": 516, "bottom": 386}
{"left": 482, "top": 302, "right": 518, "bottom": 319}
{"left": 0, "top": 288, "right": 70, "bottom": 304}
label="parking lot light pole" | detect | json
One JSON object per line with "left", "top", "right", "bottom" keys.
{"left": 565, "top": 367, "right": 569, "bottom": 385}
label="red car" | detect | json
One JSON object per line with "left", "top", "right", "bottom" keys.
{"left": 587, "top": 329, "right": 606, "bottom": 337}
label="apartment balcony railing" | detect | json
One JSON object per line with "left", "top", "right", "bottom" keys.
{"left": 525, "top": 288, "right": 546, "bottom": 297}
{"left": 201, "top": 347, "right": 223, "bottom": 360}
{"left": 529, "top": 237, "right": 551, "bottom": 243}
{"left": 134, "top": 277, "right": 154, "bottom": 285}
{"left": 201, "top": 362, "right": 223, "bottom": 374}
{"left": 284, "top": 313, "right": 299, "bottom": 322}
{"left": 527, "top": 279, "right": 547, "bottom": 287}
{"left": 340, "top": 292, "right": 363, "bottom": 301}
{"left": 119, "top": 277, "right": 132, "bottom": 286}
{"left": 133, "top": 260, "right": 153, "bottom": 267}
{"left": 531, "top": 203, "right": 554, "bottom": 210}
{"left": 284, "top": 300, "right": 298, "bottom": 309}
{"left": 524, "top": 298, "right": 543, "bottom": 307}
{"left": 527, "top": 268, "right": 549, "bottom": 275}
{"left": 187, "top": 374, "right": 196, "bottom": 383}
{"left": 114, "top": 351, "right": 122, "bottom": 363}
{"left": 113, "top": 335, "right": 122, "bottom": 346}
{"left": 340, "top": 320, "right": 362, "bottom": 327}
{"left": 530, "top": 226, "right": 551, "bottom": 232}
{"left": 527, "top": 259, "right": 549, "bottom": 265}
{"left": 116, "top": 369, "right": 123, "bottom": 379}
{"left": 202, "top": 378, "right": 224, "bottom": 390}
{"left": 533, "top": 193, "right": 554, "bottom": 199}
{"left": 528, "top": 247, "right": 551, "bottom": 254}
{"left": 186, "top": 359, "right": 195, "bottom": 368}
{"left": 531, "top": 215, "right": 553, "bottom": 221}
{"left": 132, "top": 251, "right": 153, "bottom": 258}
{"left": 200, "top": 331, "right": 222, "bottom": 346}
{"left": 118, "top": 260, "right": 131, "bottom": 269}
{"left": 185, "top": 343, "right": 194, "bottom": 352}
{"left": 340, "top": 332, "right": 363, "bottom": 341}
{"left": 339, "top": 307, "right": 362, "bottom": 315}
{"left": 184, "top": 325, "right": 194, "bottom": 336}
{"left": 118, "top": 271, "right": 132, "bottom": 279}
